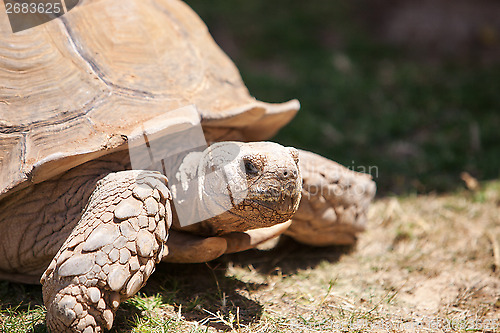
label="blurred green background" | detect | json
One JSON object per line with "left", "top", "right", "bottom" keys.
{"left": 186, "top": 0, "right": 500, "bottom": 195}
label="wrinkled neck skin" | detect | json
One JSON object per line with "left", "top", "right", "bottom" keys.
{"left": 171, "top": 142, "right": 302, "bottom": 236}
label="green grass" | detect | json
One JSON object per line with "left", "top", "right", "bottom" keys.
{"left": 186, "top": 0, "right": 500, "bottom": 194}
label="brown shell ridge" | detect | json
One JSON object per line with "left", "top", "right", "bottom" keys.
{"left": 200, "top": 100, "right": 299, "bottom": 124}
{"left": 0, "top": 92, "right": 107, "bottom": 135}
{"left": 58, "top": 17, "right": 154, "bottom": 100}
{"left": 56, "top": 0, "right": 210, "bottom": 101}
{"left": 0, "top": 132, "right": 28, "bottom": 198}
{"left": 0, "top": 133, "right": 128, "bottom": 201}
{"left": 201, "top": 99, "right": 300, "bottom": 141}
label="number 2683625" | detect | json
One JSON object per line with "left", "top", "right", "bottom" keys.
{"left": 5, "top": 2, "right": 62, "bottom": 14}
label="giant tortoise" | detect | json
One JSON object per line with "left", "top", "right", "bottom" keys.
{"left": 0, "top": 0, "right": 376, "bottom": 331}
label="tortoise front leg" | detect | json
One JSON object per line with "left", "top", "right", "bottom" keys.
{"left": 285, "top": 150, "right": 376, "bottom": 246}
{"left": 41, "top": 170, "right": 171, "bottom": 333}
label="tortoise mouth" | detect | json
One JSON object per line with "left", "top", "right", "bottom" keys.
{"left": 248, "top": 188, "right": 301, "bottom": 215}
{"left": 242, "top": 178, "right": 301, "bottom": 216}
{"left": 247, "top": 179, "right": 300, "bottom": 200}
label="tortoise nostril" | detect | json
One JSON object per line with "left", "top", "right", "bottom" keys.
{"left": 281, "top": 169, "right": 297, "bottom": 180}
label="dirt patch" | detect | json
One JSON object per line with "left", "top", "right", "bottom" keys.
{"left": 118, "top": 182, "right": 500, "bottom": 332}
{"left": 2, "top": 183, "right": 499, "bottom": 332}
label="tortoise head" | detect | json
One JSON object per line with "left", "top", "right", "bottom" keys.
{"left": 172, "top": 141, "right": 302, "bottom": 235}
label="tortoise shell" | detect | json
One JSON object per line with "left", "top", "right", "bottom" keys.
{"left": 0, "top": 0, "right": 299, "bottom": 199}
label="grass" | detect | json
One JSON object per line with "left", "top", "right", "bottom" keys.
{"left": 2, "top": 180, "right": 500, "bottom": 332}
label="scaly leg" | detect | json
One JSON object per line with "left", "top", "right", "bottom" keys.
{"left": 286, "top": 150, "right": 376, "bottom": 246}
{"left": 41, "top": 170, "right": 171, "bottom": 333}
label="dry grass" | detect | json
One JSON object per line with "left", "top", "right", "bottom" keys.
{"left": 1, "top": 181, "right": 500, "bottom": 332}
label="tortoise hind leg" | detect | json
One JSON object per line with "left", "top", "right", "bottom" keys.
{"left": 285, "top": 150, "right": 376, "bottom": 246}
{"left": 41, "top": 171, "right": 171, "bottom": 333}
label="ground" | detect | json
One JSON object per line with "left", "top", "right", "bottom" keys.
{"left": 2, "top": 180, "right": 499, "bottom": 332}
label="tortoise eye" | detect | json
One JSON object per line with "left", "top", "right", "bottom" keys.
{"left": 244, "top": 159, "right": 260, "bottom": 175}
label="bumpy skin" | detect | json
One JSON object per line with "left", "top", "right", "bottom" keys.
{"left": 162, "top": 149, "right": 376, "bottom": 263}
{"left": 0, "top": 154, "right": 130, "bottom": 284}
{"left": 173, "top": 142, "right": 302, "bottom": 235}
{"left": 41, "top": 171, "right": 171, "bottom": 333}
{"left": 0, "top": 141, "right": 302, "bottom": 332}
{"left": 163, "top": 221, "right": 293, "bottom": 263}
{"left": 286, "top": 150, "right": 376, "bottom": 246}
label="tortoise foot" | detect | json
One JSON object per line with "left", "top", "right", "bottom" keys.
{"left": 43, "top": 284, "right": 115, "bottom": 333}
{"left": 41, "top": 171, "right": 171, "bottom": 332}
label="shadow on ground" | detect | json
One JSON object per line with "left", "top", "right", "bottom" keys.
{"left": 130, "top": 262, "right": 265, "bottom": 331}
{"left": 221, "top": 236, "right": 353, "bottom": 275}
{"left": 0, "top": 239, "right": 351, "bottom": 332}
